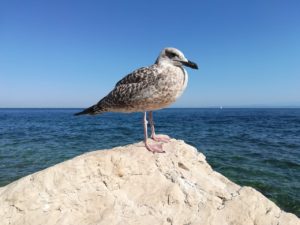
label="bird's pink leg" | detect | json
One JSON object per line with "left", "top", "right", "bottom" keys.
{"left": 143, "top": 112, "right": 165, "bottom": 153}
{"left": 148, "top": 111, "right": 171, "bottom": 143}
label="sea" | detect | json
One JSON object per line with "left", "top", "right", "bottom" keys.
{"left": 0, "top": 108, "right": 299, "bottom": 216}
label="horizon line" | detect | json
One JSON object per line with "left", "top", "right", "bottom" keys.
{"left": 1, "top": 106, "right": 300, "bottom": 109}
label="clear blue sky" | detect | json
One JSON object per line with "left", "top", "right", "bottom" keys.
{"left": 1, "top": 0, "right": 299, "bottom": 108}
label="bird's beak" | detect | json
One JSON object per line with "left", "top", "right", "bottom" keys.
{"left": 181, "top": 60, "right": 198, "bottom": 69}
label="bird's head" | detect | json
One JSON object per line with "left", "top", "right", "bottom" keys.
{"left": 155, "top": 47, "right": 198, "bottom": 69}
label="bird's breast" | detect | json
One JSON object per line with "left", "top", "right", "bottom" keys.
{"left": 174, "top": 67, "right": 188, "bottom": 99}
{"left": 159, "top": 66, "right": 188, "bottom": 100}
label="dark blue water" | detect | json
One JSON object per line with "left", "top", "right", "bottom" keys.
{"left": 0, "top": 108, "right": 299, "bottom": 216}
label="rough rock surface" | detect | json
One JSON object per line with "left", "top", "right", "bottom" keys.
{"left": 0, "top": 139, "right": 299, "bottom": 225}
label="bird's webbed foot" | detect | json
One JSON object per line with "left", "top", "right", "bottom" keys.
{"left": 151, "top": 134, "right": 171, "bottom": 143}
{"left": 145, "top": 142, "right": 165, "bottom": 153}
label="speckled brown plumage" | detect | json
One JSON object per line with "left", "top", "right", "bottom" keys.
{"left": 75, "top": 47, "right": 198, "bottom": 153}
{"left": 76, "top": 63, "right": 188, "bottom": 115}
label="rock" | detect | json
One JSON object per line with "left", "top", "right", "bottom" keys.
{"left": 0, "top": 139, "right": 299, "bottom": 225}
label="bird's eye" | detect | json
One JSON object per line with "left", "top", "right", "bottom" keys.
{"left": 167, "top": 52, "right": 177, "bottom": 58}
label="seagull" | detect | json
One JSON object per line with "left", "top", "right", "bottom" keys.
{"left": 75, "top": 47, "right": 198, "bottom": 153}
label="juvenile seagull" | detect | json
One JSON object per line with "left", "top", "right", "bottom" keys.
{"left": 75, "top": 47, "right": 198, "bottom": 153}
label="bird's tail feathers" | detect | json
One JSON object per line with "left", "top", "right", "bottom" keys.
{"left": 74, "top": 104, "right": 104, "bottom": 116}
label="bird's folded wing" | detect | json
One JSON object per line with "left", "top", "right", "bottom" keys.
{"left": 98, "top": 68, "right": 165, "bottom": 107}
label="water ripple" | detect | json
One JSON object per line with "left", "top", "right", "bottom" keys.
{"left": 0, "top": 108, "right": 299, "bottom": 216}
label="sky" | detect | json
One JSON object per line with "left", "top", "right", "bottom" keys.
{"left": 0, "top": 0, "right": 300, "bottom": 108}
